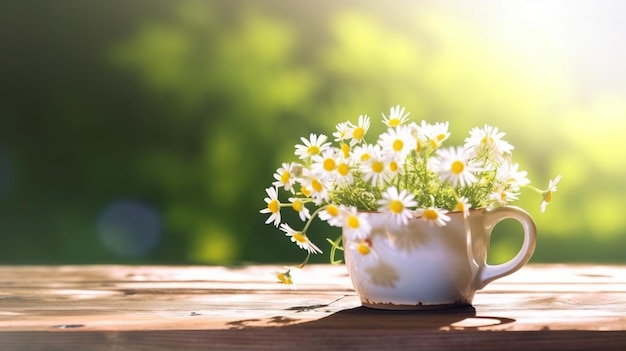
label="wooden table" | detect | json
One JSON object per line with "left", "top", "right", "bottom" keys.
{"left": 1, "top": 264, "right": 625, "bottom": 350}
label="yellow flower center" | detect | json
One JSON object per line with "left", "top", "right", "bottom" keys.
{"left": 292, "top": 199, "right": 303, "bottom": 212}
{"left": 356, "top": 238, "right": 372, "bottom": 255}
{"left": 292, "top": 232, "right": 307, "bottom": 243}
{"left": 481, "top": 135, "right": 493, "bottom": 145}
{"left": 307, "top": 145, "right": 321, "bottom": 156}
{"left": 454, "top": 201, "right": 465, "bottom": 212}
{"left": 416, "top": 140, "right": 424, "bottom": 153}
{"left": 371, "top": 161, "right": 384, "bottom": 173}
{"left": 388, "top": 119, "right": 401, "bottom": 127}
{"left": 353, "top": 127, "right": 365, "bottom": 140}
{"left": 323, "top": 158, "right": 336, "bottom": 172}
{"left": 301, "top": 186, "right": 312, "bottom": 197}
{"left": 268, "top": 199, "right": 279, "bottom": 214}
{"left": 338, "top": 163, "right": 350, "bottom": 176}
{"left": 276, "top": 272, "right": 292, "bottom": 285}
{"left": 312, "top": 179, "right": 323, "bottom": 193}
{"left": 347, "top": 215, "right": 360, "bottom": 229}
{"left": 389, "top": 160, "right": 398, "bottom": 172}
{"left": 357, "top": 240, "right": 371, "bottom": 255}
{"left": 326, "top": 204, "right": 339, "bottom": 217}
{"left": 360, "top": 153, "right": 371, "bottom": 162}
{"left": 341, "top": 143, "right": 350, "bottom": 158}
{"left": 451, "top": 160, "right": 465, "bottom": 175}
{"left": 280, "top": 171, "right": 290, "bottom": 184}
{"left": 423, "top": 209, "right": 438, "bottom": 220}
{"left": 543, "top": 191, "right": 552, "bottom": 203}
{"left": 437, "top": 133, "right": 446, "bottom": 141}
{"left": 389, "top": 200, "right": 404, "bottom": 214}
{"left": 392, "top": 139, "right": 404, "bottom": 152}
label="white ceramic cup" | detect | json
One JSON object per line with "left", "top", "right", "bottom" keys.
{"left": 342, "top": 206, "right": 537, "bottom": 309}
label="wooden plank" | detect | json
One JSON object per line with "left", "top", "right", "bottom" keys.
{"left": 1, "top": 330, "right": 626, "bottom": 351}
{"left": 0, "top": 264, "right": 626, "bottom": 350}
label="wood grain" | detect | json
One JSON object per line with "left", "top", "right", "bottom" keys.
{"left": 1, "top": 264, "right": 625, "bottom": 350}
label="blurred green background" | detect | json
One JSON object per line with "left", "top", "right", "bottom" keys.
{"left": 0, "top": 0, "right": 624, "bottom": 265}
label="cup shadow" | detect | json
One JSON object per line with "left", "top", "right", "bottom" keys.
{"left": 289, "top": 305, "right": 515, "bottom": 330}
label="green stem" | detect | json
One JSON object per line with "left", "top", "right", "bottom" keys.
{"left": 326, "top": 235, "right": 344, "bottom": 265}
{"left": 301, "top": 205, "right": 327, "bottom": 234}
{"left": 295, "top": 251, "right": 311, "bottom": 269}
{"left": 525, "top": 184, "right": 544, "bottom": 195}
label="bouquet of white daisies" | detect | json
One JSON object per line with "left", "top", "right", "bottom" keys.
{"left": 261, "top": 105, "right": 560, "bottom": 285}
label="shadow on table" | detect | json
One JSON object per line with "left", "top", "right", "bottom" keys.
{"left": 227, "top": 304, "right": 515, "bottom": 330}
{"left": 289, "top": 305, "right": 515, "bottom": 330}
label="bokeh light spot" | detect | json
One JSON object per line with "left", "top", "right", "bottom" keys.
{"left": 96, "top": 200, "right": 162, "bottom": 258}
{"left": 189, "top": 223, "right": 237, "bottom": 263}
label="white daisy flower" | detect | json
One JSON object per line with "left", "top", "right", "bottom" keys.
{"left": 382, "top": 105, "right": 410, "bottom": 127}
{"left": 334, "top": 154, "right": 355, "bottom": 186}
{"left": 407, "top": 121, "right": 428, "bottom": 153}
{"left": 340, "top": 205, "right": 372, "bottom": 240}
{"left": 488, "top": 186, "right": 519, "bottom": 208}
{"left": 289, "top": 197, "right": 311, "bottom": 222}
{"left": 351, "top": 144, "right": 376, "bottom": 164}
{"left": 540, "top": 175, "right": 561, "bottom": 213}
{"left": 279, "top": 224, "right": 322, "bottom": 254}
{"left": 275, "top": 268, "right": 296, "bottom": 289}
{"left": 272, "top": 162, "right": 298, "bottom": 192}
{"left": 378, "top": 125, "right": 415, "bottom": 160}
{"left": 423, "top": 121, "right": 451, "bottom": 149}
{"left": 360, "top": 145, "right": 393, "bottom": 187}
{"left": 377, "top": 186, "right": 418, "bottom": 226}
{"left": 416, "top": 207, "right": 451, "bottom": 227}
{"left": 300, "top": 168, "right": 330, "bottom": 205}
{"left": 319, "top": 204, "right": 342, "bottom": 227}
{"left": 260, "top": 187, "right": 281, "bottom": 227}
{"left": 496, "top": 161, "right": 530, "bottom": 191}
{"left": 349, "top": 238, "right": 375, "bottom": 256}
{"left": 345, "top": 238, "right": 379, "bottom": 275}
{"left": 347, "top": 238, "right": 379, "bottom": 266}
{"left": 387, "top": 158, "right": 403, "bottom": 178}
{"left": 275, "top": 269, "right": 293, "bottom": 285}
{"left": 429, "top": 146, "right": 480, "bottom": 188}
{"left": 311, "top": 148, "right": 339, "bottom": 181}
{"left": 464, "top": 124, "right": 514, "bottom": 162}
{"left": 348, "top": 115, "right": 370, "bottom": 146}
{"left": 333, "top": 121, "right": 352, "bottom": 142}
{"left": 453, "top": 196, "right": 472, "bottom": 218}
{"left": 294, "top": 133, "right": 331, "bottom": 160}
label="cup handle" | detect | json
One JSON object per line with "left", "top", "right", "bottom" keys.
{"left": 474, "top": 206, "right": 537, "bottom": 290}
